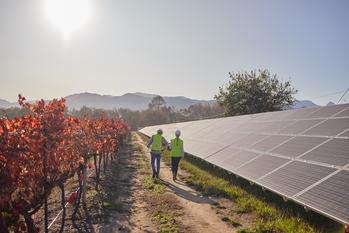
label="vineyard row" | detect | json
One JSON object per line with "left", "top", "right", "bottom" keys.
{"left": 0, "top": 95, "right": 129, "bottom": 233}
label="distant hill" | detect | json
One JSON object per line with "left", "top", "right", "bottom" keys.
{"left": 0, "top": 92, "right": 215, "bottom": 110}
{"left": 1, "top": 93, "right": 320, "bottom": 111}
{"left": 64, "top": 92, "right": 215, "bottom": 110}
{"left": 0, "top": 99, "right": 18, "bottom": 108}
{"left": 292, "top": 100, "right": 319, "bottom": 109}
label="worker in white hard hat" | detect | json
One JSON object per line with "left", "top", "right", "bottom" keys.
{"left": 147, "top": 129, "right": 168, "bottom": 178}
{"left": 168, "top": 129, "right": 184, "bottom": 181}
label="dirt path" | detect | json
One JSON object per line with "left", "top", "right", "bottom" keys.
{"left": 133, "top": 133, "right": 236, "bottom": 233}
{"left": 97, "top": 134, "right": 156, "bottom": 233}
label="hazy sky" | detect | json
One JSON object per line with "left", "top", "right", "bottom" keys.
{"left": 1, "top": 0, "right": 348, "bottom": 105}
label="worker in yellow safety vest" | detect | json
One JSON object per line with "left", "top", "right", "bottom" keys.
{"left": 147, "top": 129, "right": 168, "bottom": 178}
{"left": 168, "top": 130, "right": 184, "bottom": 181}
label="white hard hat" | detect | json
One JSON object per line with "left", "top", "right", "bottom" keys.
{"left": 175, "top": 130, "right": 181, "bottom": 137}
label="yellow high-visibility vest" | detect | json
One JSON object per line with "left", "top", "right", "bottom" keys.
{"left": 170, "top": 138, "right": 183, "bottom": 157}
{"left": 151, "top": 134, "right": 162, "bottom": 151}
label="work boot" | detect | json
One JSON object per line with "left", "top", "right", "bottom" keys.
{"left": 152, "top": 173, "right": 155, "bottom": 178}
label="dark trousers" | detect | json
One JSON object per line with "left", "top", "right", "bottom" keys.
{"left": 150, "top": 152, "right": 161, "bottom": 176}
{"left": 171, "top": 157, "right": 181, "bottom": 177}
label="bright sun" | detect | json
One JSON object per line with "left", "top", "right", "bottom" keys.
{"left": 44, "top": 0, "right": 92, "bottom": 38}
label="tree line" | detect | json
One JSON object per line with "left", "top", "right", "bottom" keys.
{"left": 1, "top": 69, "right": 297, "bottom": 129}
{"left": 0, "top": 96, "right": 224, "bottom": 130}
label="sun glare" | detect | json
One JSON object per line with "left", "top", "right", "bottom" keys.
{"left": 44, "top": 0, "right": 92, "bottom": 38}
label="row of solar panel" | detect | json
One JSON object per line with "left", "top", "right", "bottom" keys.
{"left": 227, "top": 103, "right": 349, "bottom": 121}
{"left": 146, "top": 125, "right": 349, "bottom": 168}
{"left": 139, "top": 104, "right": 349, "bottom": 224}
{"left": 172, "top": 117, "right": 349, "bottom": 137}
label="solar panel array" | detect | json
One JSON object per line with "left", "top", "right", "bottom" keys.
{"left": 139, "top": 104, "right": 349, "bottom": 224}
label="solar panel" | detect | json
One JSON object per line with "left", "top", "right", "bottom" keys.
{"left": 187, "top": 118, "right": 224, "bottom": 138}
{"left": 306, "top": 104, "right": 348, "bottom": 118}
{"left": 303, "top": 118, "right": 349, "bottom": 136}
{"left": 180, "top": 121, "right": 209, "bottom": 138}
{"left": 251, "top": 111, "right": 281, "bottom": 121}
{"left": 236, "top": 122, "right": 268, "bottom": 133}
{"left": 251, "top": 135, "right": 292, "bottom": 152}
{"left": 278, "top": 119, "right": 323, "bottom": 135}
{"left": 215, "top": 150, "right": 260, "bottom": 170}
{"left": 339, "top": 130, "right": 349, "bottom": 138}
{"left": 184, "top": 139, "right": 224, "bottom": 159}
{"left": 139, "top": 103, "right": 349, "bottom": 224}
{"left": 295, "top": 170, "right": 349, "bottom": 223}
{"left": 218, "top": 132, "right": 249, "bottom": 145}
{"left": 259, "top": 161, "right": 336, "bottom": 196}
{"left": 282, "top": 107, "right": 320, "bottom": 120}
{"left": 229, "top": 134, "right": 268, "bottom": 148}
{"left": 271, "top": 136, "right": 328, "bottom": 158}
{"left": 256, "top": 121, "right": 295, "bottom": 134}
{"left": 334, "top": 107, "right": 349, "bottom": 117}
{"left": 236, "top": 155, "right": 290, "bottom": 180}
{"left": 299, "top": 138, "right": 349, "bottom": 166}
{"left": 207, "top": 147, "right": 241, "bottom": 164}
{"left": 198, "top": 119, "right": 244, "bottom": 144}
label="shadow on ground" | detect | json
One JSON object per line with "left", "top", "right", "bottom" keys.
{"left": 71, "top": 138, "right": 139, "bottom": 233}
{"left": 161, "top": 179, "right": 215, "bottom": 205}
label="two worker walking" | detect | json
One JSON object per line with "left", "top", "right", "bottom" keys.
{"left": 147, "top": 129, "right": 184, "bottom": 180}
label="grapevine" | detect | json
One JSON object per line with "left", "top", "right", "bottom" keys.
{"left": 0, "top": 95, "right": 129, "bottom": 233}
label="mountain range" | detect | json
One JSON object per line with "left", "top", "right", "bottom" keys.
{"left": 0, "top": 92, "right": 215, "bottom": 110}
{"left": 0, "top": 92, "right": 323, "bottom": 110}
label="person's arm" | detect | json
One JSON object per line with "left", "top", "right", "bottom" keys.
{"left": 181, "top": 142, "right": 184, "bottom": 157}
{"left": 162, "top": 137, "right": 169, "bottom": 150}
{"left": 167, "top": 141, "right": 172, "bottom": 151}
{"left": 147, "top": 136, "right": 153, "bottom": 148}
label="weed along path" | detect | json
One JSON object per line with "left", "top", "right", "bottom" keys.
{"left": 133, "top": 133, "right": 237, "bottom": 233}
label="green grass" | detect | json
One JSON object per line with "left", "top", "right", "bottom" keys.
{"left": 144, "top": 175, "right": 166, "bottom": 194}
{"left": 222, "top": 216, "right": 242, "bottom": 227}
{"left": 152, "top": 211, "right": 179, "bottom": 233}
{"left": 161, "top": 150, "right": 316, "bottom": 233}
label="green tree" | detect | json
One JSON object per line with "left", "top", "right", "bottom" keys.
{"left": 148, "top": 95, "right": 166, "bottom": 110}
{"left": 215, "top": 69, "right": 297, "bottom": 116}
